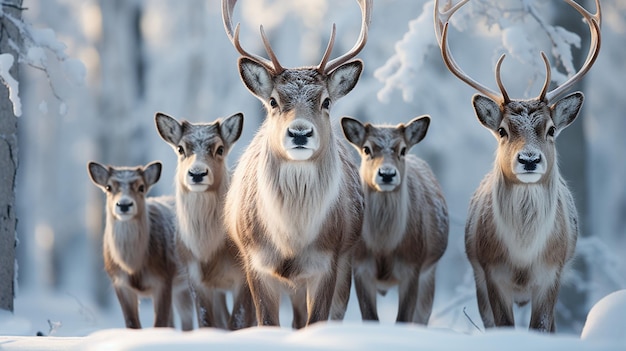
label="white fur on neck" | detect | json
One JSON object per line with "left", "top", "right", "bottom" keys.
{"left": 257, "top": 159, "right": 341, "bottom": 257}
{"left": 492, "top": 173, "right": 558, "bottom": 266}
{"left": 105, "top": 213, "right": 150, "bottom": 274}
{"left": 176, "top": 184, "right": 226, "bottom": 260}
{"left": 362, "top": 179, "right": 409, "bottom": 253}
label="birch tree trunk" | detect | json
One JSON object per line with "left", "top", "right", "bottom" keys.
{"left": 0, "top": 0, "right": 23, "bottom": 313}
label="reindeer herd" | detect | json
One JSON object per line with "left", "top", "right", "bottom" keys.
{"left": 86, "top": 0, "right": 601, "bottom": 334}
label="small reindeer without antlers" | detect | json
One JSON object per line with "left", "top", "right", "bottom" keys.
{"left": 222, "top": 0, "right": 370, "bottom": 327}
{"left": 435, "top": 0, "right": 601, "bottom": 332}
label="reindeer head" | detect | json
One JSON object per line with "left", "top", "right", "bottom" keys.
{"left": 434, "top": 0, "right": 600, "bottom": 184}
{"left": 88, "top": 161, "right": 162, "bottom": 221}
{"left": 222, "top": 0, "right": 371, "bottom": 162}
{"left": 341, "top": 116, "right": 430, "bottom": 191}
{"left": 155, "top": 112, "right": 243, "bottom": 192}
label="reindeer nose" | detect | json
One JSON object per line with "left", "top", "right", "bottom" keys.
{"left": 116, "top": 202, "right": 134, "bottom": 213}
{"left": 378, "top": 168, "right": 397, "bottom": 183}
{"left": 188, "top": 170, "right": 208, "bottom": 183}
{"left": 288, "top": 128, "right": 313, "bottom": 146}
{"left": 518, "top": 153, "right": 541, "bottom": 171}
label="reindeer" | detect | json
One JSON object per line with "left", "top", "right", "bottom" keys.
{"left": 155, "top": 112, "right": 255, "bottom": 330}
{"left": 87, "top": 161, "right": 194, "bottom": 330}
{"left": 340, "top": 116, "right": 449, "bottom": 324}
{"left": 221, "top": 0, "right": 370, "bottom": 328}
{"left": 434, "top": 0, "right": 601, "bottom": 332}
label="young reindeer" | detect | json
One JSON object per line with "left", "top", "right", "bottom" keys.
{"left": 221, "top": 0, "right": 370, "bottom": 327}
{"left": 435, "top": 0, "right": 601, "bottom": 332}
{"left": 87, "top": 161, "right": 194, "bottom": 330}
{"left": 155, "top": 112, "right": 255, "bottom": 330}
{"left": 341, "top": 116, "right": 449, "bottom": 324}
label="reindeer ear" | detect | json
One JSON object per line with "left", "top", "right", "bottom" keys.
{"left": 143, "top": 161, "right": 162, "bottom": 189}
{"left": 87, "top": 162, "right": 110, "bottom": 190}
{"left": 328, "top": 60, "right": 363, "bottom": 101}
{"left": 404, "top": 115, "right": 430, "bottom": 147}
{"left": 239, "top": 57, "right": 274, "bottom": 101}
{"left": 551, "top": 91, "right": 583, "bottom": 135}
{"left": 155, "top": 112, "right": 183, "bottom": 146}
{"left": 220, "top": 112, "right": 244, "bottom": 146}
{"left": 341, "top": 116, "right": 367, "bottom": 147}
{"left": 472, "top": 94, "right": 503, "bottom": 133}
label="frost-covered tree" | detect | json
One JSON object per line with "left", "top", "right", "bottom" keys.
{"left": 0, "top": 0, "right": 22, "bottom": 313}
{"left": 0, "top": 0, "right": 85, "bottom": 311}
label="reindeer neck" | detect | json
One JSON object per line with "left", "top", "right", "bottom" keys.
{"left": 105, "top": 210, "right": 150, "bottom": 274}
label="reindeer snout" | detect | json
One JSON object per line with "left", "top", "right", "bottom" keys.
{"left": 517, "top": 153, "right": 542, "bottom": 171}
{"left": 287, "top": 127, "right": 314, "bottom": 146}
{"left": 378, "top": 168, "right": 397, "bottom": 184}
{"left": 188, "top": 170, "right": 209, "bottom": 183}
{"left": 116, "top": 201, "right": 134, "bottom": 213}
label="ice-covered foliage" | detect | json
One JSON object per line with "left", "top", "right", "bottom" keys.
{"left": 375, "top": 0, "right": 587, "bottom": 102}
{"left": 0, "top": 3, "right": 85, "bottom": 116}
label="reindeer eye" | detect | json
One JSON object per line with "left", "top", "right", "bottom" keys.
{"left": 363, "top": 146, "right": 371, "bottom": 156}
{"left": 498, "top": 127, "right": 508, "bottom": 138}
{"left": 322, "top": 98, "right": 331, "bottom": 110}
{"left": 547, "top": 126, "right": 556, "bottom": 137}
{"left": 177, "top": 145, "right": 185, "bottom": 155}
{"left": 105, "top": 185, "right": 112, "bottom": 192}
{"left": 400, "top": 147, "right": 406, "bottom": 157}
{"left": 216, "top": 145, "right": 225, "bottom": 156}
{"left": 138, "top": 184, "right": 145, "bottom": 193}
{"left": 269, "top": 97, "right": 278, "bottom": 109}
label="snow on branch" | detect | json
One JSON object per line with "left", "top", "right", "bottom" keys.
{"left": 0, "top": 3, "right": 85, "bottom": 117}
{"left": 375, "top": 0, "right": 584, "bottom": 102}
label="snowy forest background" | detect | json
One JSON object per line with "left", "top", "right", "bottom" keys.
{"left": 7, "top": 0, "right": 626, "bottom": 336}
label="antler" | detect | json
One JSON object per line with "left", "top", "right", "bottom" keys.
{"left": 545, "top": 0, "right": 601, "bottom": 102}
{"left": 222, "top": 0, "right": 371, "bottom": 76}
{"left": 435, "top": 0, "right": 601, "bottom": 104}
{"left": 222, "top": 0, "right": 285, "bottom": 74}
{"left": 320, "top": 0, "right": 372, "bottom": 74}
{"left": 434, "top": 0, "right": 506, "bottom": 103}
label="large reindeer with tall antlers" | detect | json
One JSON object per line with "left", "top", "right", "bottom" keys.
{"left": 221, "top": 0, "right": 370, "bottom": 327}
{"left": 435, "top": 0, "right": 601, "bottom": 332}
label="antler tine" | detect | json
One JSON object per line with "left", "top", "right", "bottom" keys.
{"left": 495, "top": 54, "right": 511, "bottom": 104}
{"left": 538, "top": 51, "right": 551, "bottom": 102}
{"left": 440, "top": 21, "right": 503, "bottom": 103}
{"left": 317, "top": 24, "right": 336, "bottom": 74}
{"left": 259, "top": 25, "right": 285, "bottom": 74}
{"left": 434, "top": 0, "right": 470, "bottom": 46}
{"left": 545, "top": 0, "right": 601, "bottom": 102}
{"left": 221, "top": 0, "right": 279, "bottom": 73}
{"left": 323, "top": 0, "right": 372, "bottom": 74}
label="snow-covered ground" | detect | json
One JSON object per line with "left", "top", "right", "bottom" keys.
{"left": 1, "top": 289, "right": 625, "bottom": 350}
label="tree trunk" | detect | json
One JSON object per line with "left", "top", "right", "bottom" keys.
{"left": 0, "top": 0, "right": 23, "bottom": 313}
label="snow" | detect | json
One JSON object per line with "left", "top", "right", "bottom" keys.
{"left": 0, "top": 53, "right": 22, "bottom": 117}
{"left": 581, "top": 289, "right": 626, "bottom": 342}
{"left": 1, "top": 289, "right": 625, "bottom": 350}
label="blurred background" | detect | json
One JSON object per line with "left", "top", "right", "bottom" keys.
{"left": 9, "top": 0, "right": 626, "bottom": 334}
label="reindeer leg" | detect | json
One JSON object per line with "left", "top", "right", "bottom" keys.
{"left": 289, "top": 287, "right": 307, "bottom": 329}
{"left": 114, "top": 286, "right": 141, "bottom": 329}
{"left": 248, "top": 270, "right": 281, "bottom": 326}
{"left": 329, "top": 251, "right": 352, "bottom": 321}
{"left": 485, "top": 268, "right": 514, "bottom": 327}
{"left": 174, "top": 286, "right": 195, "bottom": 331}
{"left": 396, "top": 269, "right": 419, "bottom": 323}
{"left": 529, "top": 279, "right": 559, "bottom": 332}
{"left": 229, "top": 281, "right": 256, "bottom": 330}
{"left": 354, "top": 264, "right": 379, "bottom": 321}
{"left": 413, "top": 264, "right": 437, "bottom": 325}
{"left": 152, "top": 281, "right": 173, "bottom": 328}
{"left": 306, "top": 268, "right": 338, "bottom": 326}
